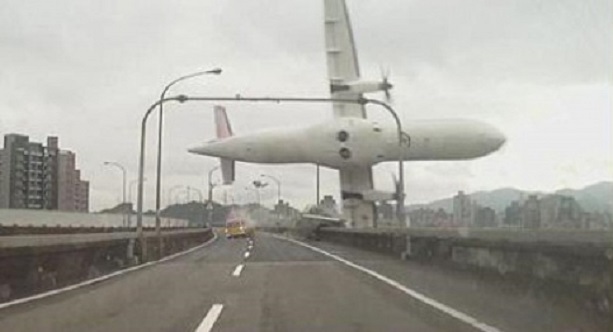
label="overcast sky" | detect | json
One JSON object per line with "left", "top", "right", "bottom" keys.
{"left": 1, "top": 0, "right": 611, "bottom": 211}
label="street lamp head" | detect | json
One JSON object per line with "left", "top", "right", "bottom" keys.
{"left": 207, "top": 68, "right": 222, "bottom": 75}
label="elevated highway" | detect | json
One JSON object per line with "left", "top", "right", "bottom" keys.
{"left": 0, "top": 231, "right": 609, "bottom": 331}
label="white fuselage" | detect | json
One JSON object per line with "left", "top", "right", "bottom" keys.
{"left": 188, "top": 118, "right": 506, "bottom": 168}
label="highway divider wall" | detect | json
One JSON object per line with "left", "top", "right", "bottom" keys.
{"left": 316, "top": 227, "right": 613, "bottom": 314}
{"left": 0, "top": 228, "right": 213, "bottom": 304}
{"left": 0, "top": 225, "right": 189, "bottom": 236}
{"left": 0, "top": 208, "right": 188, "bottom": 228}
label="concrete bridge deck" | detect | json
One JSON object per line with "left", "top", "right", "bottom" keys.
{"left": 0, "top": 231, "right": 610, "bottom": 332}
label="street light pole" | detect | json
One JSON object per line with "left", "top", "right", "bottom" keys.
{"left": 366, "top": 99, "right": 408, "bottom": 227}
{"left": 244, "top": 187, "right": 257, "bottom": 205}
{"left": 155, "top": 68, "right": 222, "bottom": 257}
{"left": 188, "top": 186, "right": 204, "bottom": 202}
{"left": 137, "top": 96, "right": 187, "bottom": 262}
{"left": 185, "top": 186, "right": 204, "bottom": 226}
{"left": 103, "top": 161, "right": 127, "bottom": 227}
{"left": 316, "top": 165, "right": 320, "bottom": 206}
{"left": 261, "top": 174, "right": 281, "bottom": 227}
{"left": 167, "top": 184, "right": 183, "bottom": 207}
{"left": 260, "top": 174, "right": 281, "bottom": 204}
{"left": 174, "top": 191, "right": 186, "bottom": 205}
{"left": 207, "top": 166, "right": 220, "bottom": 226}
{"left": 128, "top": 178, "right": 146, "bottom": 228}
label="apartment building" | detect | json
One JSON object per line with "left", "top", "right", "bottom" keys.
{"left": 0, "top": 134, "right": 88, "bottom": 212}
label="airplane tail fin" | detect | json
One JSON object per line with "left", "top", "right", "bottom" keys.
{"left": 214, "top": 105, "right": 235, "bottom": 185}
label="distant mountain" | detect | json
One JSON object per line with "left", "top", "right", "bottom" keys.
{"left": 98, "top": 203, "right": 133, "bottom": 214}
{"left": 408, "top": 181, "right": 613, "bottom": 214}
{"left": 555, "top": 182, "right": 613, "bottom": 214}
{"left": 161, "top": 201, "right": 229, "bottom": 226}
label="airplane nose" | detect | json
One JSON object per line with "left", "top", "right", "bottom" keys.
{"left": 188, "top": 139, "right": 240, "bottom": 158}
{"left": 489, "top": 128, "right": 506, "bottom": 151}
{"left": 187, "top": 146, "right": 204, "bottom": 155}
{"left": 188, "top": 143, "right": 219, "bottom": 156}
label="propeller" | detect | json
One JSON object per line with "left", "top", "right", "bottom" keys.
{"left": 380, "top": 66, "right": 393, "bottom": 103}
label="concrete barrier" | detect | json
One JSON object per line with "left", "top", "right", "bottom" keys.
{"left": 0, "top": 208, "right": 188, "bottom": 228}
{"left": 0, "top": 225, "right": 189, "bottom": 236}
{"left": 317, "top": 227, "right": 613, "bottom": 314}
{"left": 0, "top": 228, "right": 213, "bottom": 303}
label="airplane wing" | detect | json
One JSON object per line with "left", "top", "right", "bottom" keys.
{"left": 324, "top": 0, "right": 366, "bottom": 118}
{"left": 324, "top": 0, "right": 376, "bottom": 228}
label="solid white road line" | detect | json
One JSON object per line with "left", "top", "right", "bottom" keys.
{"left": 244, "top": 251, "right": 250, "bottom": 259}
{"left": 274, "top": 235, "right": 503, "bottom": 332}
{"left": 0, "top": 231, "right": 219, "bottom": 311}
{"left": 232, "top": 264, "right": 244, "bottom": 277}
{"left": 194, "top": 304, "right": 224, "bottom": 332}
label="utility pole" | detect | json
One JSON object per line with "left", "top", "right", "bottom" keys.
{"left": 155, "top": 68, "right": 222, "bottom": 258}
{"left": 128, "top": 178, "right": 146, "bottom": 228}
{"left": 207, "top": 166, "right": 220, "bottom": 226}
{"left": 103, "top": 161, "right": 127, "bottom": 227}
{"left": 316, "top": 164, "right": 320, "bottom": 206}
{"left": 261, "top": 174, "right": 281, "bottom": 226}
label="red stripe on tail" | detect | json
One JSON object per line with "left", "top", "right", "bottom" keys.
{"left": 214, "top": 105, "right": 233, "bottom": 138}
{"left": 214, "top": 105, "right": 235, "bottom": 185}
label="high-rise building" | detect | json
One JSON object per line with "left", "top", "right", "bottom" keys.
{"left": 474, "top": 206, "right": 497, "bottom": 227}
{"left": 0, "top": 134, "right": 88, "bottom": 212}
{"left": 452, "top": 191, "right": 473, "bottom": 226}
{"left": 273, "top": 199, "right": 300, "bottom": 224}
{"left": 522, "top": 195, "right": 541, "bottom": 228}
{"left": 0, "top": 134, "right": 46, "bottom": 209}
{"left": 319, "top": 195, "right": 339, "bottom": 217}
{"left": 540, "top": 195, "right": 582, "bottom": 229}
{"left": 44, "top": 136, "right": 59, "bottom": 210}
{"left": 76, "top": 179, "right": 90, "bottom": 212}
{"left": 504, "top": 200, "right": 522, "bottom": 227}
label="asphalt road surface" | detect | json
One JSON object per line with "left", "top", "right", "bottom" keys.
{"left": 0, "top": 231, "right": 608, "bottom": 331}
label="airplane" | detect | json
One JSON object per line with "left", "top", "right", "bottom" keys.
{"left": 188, "top": 0, "right": 506, "bottom": 228}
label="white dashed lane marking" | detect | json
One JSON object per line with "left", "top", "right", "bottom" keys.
{"left": 232, "top": 264, "right": 244, "bottom": 277}
{"left": 194, "top": 304, "right": 224, "bottom": 332}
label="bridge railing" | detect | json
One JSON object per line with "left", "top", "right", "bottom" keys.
{"left": 314, "top": 227, "right": 613, "bottom": 315}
